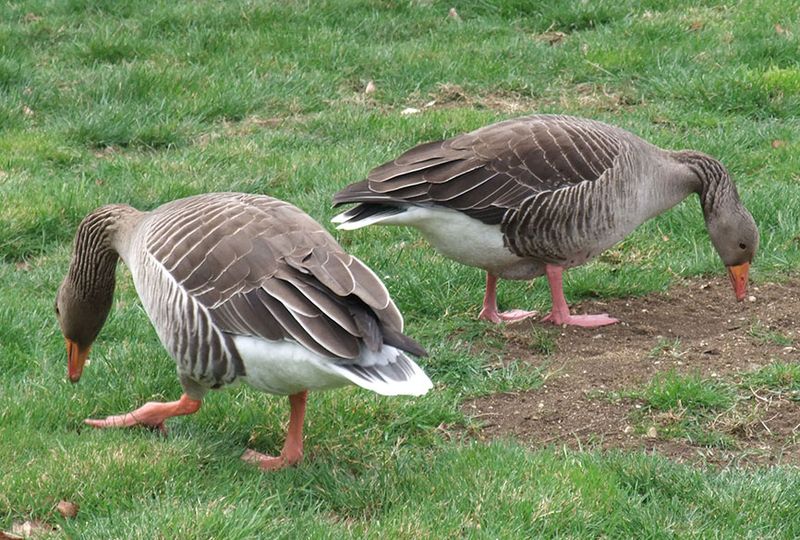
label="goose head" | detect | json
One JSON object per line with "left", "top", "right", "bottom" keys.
{"left": 55, "top": 205, "right": 129, "bottom": 383}
{"left": 706, "top": 205, "right": 759, "bottom": 301}
{"left": 56, "top": 277, "right": 114, "bottom": 383}
{"left": 673, "top": 150, "right": 759, "bottom": 302}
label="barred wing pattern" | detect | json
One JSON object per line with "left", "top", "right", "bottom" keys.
{"left": 140, "top": 193, "right": 414, "bottom": 387}
{"left": 335, "top": 115, "right": 625, "bottom": 226}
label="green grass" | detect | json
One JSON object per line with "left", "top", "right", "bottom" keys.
{"left": 748, "top": 321, "right": 794, "bottom": 346}
{"left": 627, "top": 371, "right": 738, "bottom": 448}
{"left": 619, "top": 364, "right": 800, "bottom": 452}
{"left": 524, "top": 327, "right": 559, "bottom": 356}
{"left": 743, "top": 362, "right": 800, "bottom": 398}
{"left": 640, "top": 371, "right": 737, "bottom": 412}
{"left": 2, "top": 0, "right": 800, "bottom": 536}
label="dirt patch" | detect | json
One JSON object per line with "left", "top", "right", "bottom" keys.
{"left": 403, "top": 83, "right": 543, "bottom": 115}
{"left": 463, "top": 275, "right": 800, "bottom": 467}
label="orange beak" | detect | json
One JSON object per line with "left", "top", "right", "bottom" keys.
{"left": 66, "top": 339, "right": 90, "bottom": 383}
{"left": 726, "top": 262, "right": 750, "bottom": 302}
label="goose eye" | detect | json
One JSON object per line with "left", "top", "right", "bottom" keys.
{"left": 738, "top": 243, "right": 746, "bottom": 250}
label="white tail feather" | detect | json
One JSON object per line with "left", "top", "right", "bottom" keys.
{"left": 332, "top": 207, "right": 411, "bottom": 230}
{"left": 234, "top": 335, "right": 431, "bottom": 396}
{"left": 330, "top": 211, "right": 351, "bottom": 224}
{"left": 328, "top": 352, "right": 433, "bottom": 396}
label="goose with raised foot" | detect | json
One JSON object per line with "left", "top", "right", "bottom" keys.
{"left": 333, "top": 114, "right": 758, "bottom": 327}
{"left": 56, "top": 192, "right": 432, "bottom": 471}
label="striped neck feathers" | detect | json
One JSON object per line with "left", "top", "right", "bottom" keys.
{"left": 670, "top": 150, "right": 739, "bottom": 216}
{"left": 57, "top": 204, "right": 141, "bottom": 349}
{"left": 670, "top": 150, "right": 758, "bottom": 266}
{"left": 66, "top": 204, "right": 140, "bottom": 300}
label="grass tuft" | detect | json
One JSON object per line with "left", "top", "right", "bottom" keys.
{"left": 527, "top": 327, "right": 558, "bottom": 356}
{"left": 742, "top": 363, "right": 800, "bottom": 396}
{"left": 747, "top": 321, "right": 794, "bottom": 346}
{"left": 640, "top": 371, "right": 737, "bottom": 412}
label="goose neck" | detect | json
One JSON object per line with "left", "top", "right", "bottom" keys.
{"left": 670, "top": 150, "right": 737, "bottom": 218}
{"left": 67, "top": 204, "right": 140, "bottom": 299}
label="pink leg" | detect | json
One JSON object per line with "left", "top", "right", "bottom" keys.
{"left": 541, "top": 264, "right": 618, "bottom": 327}
{"left": 84, "top": 393, "right": 202, "bottom": 435}
{"left": 241, "top": 390, "right": 307, "bottom": 472}
{"left": 478, "top": 273, "right": 538, "bottom": 324}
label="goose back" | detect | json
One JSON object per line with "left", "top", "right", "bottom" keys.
{"left": 334, "top": 115, "right": 701, "bottom": 270}
{"left": 121, "top": 193, "right": 413, "bottom": 394}
{"left": 335, "top": 115, "right": 629, "bottom": 225}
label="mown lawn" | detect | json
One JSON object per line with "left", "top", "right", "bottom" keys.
{"left": 1, "top": 0, "right": 799, "bottom": 537}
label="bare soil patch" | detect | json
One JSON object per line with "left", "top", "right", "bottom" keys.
{"left": 413, "top": 82, "right": 638, "bottom": 115}
{"left": 463, "top": 275, "right": 800, "bottom": 467}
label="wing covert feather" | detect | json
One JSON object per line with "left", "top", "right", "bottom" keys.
{"left": 335, "top": 115, "right": 625, "bottom": 226}
{"left": 143, "top": 193, "right": 409, "bottom": 360}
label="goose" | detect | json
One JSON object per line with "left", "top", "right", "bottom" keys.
{"left": 56, "top": 192, "right": 432, "bottom": 471}
{"left": 332, "top": 114, "right": 758, "bottom": 327}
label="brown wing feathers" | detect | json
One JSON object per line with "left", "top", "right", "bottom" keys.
{"left": 333, "top": 115, "right": 624, "bottom": 226}
{"left": 150, "top": 194, "right": 421, "bottom": 362}
{"left": 213, "top": 266, "right": 410, "bottom": 360}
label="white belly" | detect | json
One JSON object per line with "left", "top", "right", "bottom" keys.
{"left": 233, "top": 336, "right": 351, "bottom": 395}
{"left": 388, "top": 206, "right": 540, "bottom": 279}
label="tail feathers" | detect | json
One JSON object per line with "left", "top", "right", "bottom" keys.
{"left": 382, "top": 325, "right": 428, "bottom": 358}
{"left": 332, "top": 180, "right": 372, "bottom": 205}
{"left": 329, "top": 351, "right": 433, "bottom": 396}
{"left": 347, "top": 303, "right": 428, "bottom": 358}
{"left": 332, "top": 204, "right": 406, "bottom": 230}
